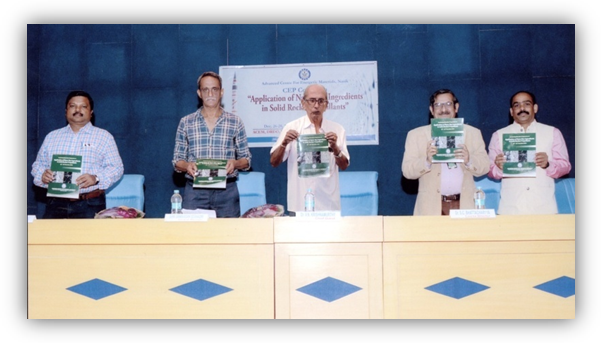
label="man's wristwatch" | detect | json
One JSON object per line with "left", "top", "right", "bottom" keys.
{"left": 94, "top": 175, "right": 100, "bottom": 185}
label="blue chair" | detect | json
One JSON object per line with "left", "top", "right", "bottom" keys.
{"left": 105, "top": 174, "right": 145, "bottom": 211}
{"left": 339, "top": 171, "right": 379, "bottom": 216}
{"left": 238, "top": 171, "right": 267, "bottom": 215}
{"left": 555, "top": 178, "right": 575, "bottom": 214}
{"left": 474, "top": 176, "right": 502, "bottom": 213}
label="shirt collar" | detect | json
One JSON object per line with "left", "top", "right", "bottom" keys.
{"left": 67, "top": 121, "right": 93, "bottom": 134}
{"left": 512, "top": 119, "right": 538, "bottom": 132}
{"left": 300, "top": 115, "right": 326, "bottom": 132}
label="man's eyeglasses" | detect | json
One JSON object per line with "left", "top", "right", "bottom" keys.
{"left": 433, "top": 101, "right": 454, "bottom": 108}
{"left": 304, "top": 98, "right": 328, "bottom": 106}
{"left": 200, "top": 87, "right": 221, "bottom": 95}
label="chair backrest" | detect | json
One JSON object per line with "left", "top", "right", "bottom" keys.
{"left": 555, "top": 178, "right": 575, "bottom": 214}
{"left": 474, "top": 176, "right": 502, "bottom": 213}
{"left": 237, "top": 171, "right": 267, "bottom": 215}
{"left": 105, "top": 174, "right": 145, "bottom": 210}
{"left": 339, "top": 171, "right": 379, "bottom": 216}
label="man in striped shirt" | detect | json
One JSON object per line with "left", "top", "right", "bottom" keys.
{"left": 31, "top": 90, "right": 124, "bottom": 218}
{"left": 172, "top": 71, "right": 252, "bottom": 217}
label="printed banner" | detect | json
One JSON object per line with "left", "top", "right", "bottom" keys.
{"left": 219, "top": 61, "right": 379, "bottom": 147}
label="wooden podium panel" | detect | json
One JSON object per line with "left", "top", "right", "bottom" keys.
{"left": 28, "top": 218, "right": 274, "bottom": 244}
{"left": 28, "top": 215, "right": 575, "bottom": 319}
{"left": 274, "top": 216, "right": 383, "bottom": 319}
{"left": 28, "top": 218, "right": 274, "bottom": 319}
{"left": 274, "top": 216, "right": 383, "bottom": 243}
{"left": 382, "top": 215, "right": 575, "bottom": 319}
{"left": 383, "top": 215, "right": 574, "bottom": 242}
{"left": 275, "top": 243, "right": 383, "bottom": 319}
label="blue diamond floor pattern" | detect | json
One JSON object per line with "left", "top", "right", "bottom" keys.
{"left": 425, "top": 277, "right": 490, "bottom": 299}
{"left": 170, "top": 278, "right": 233, "bottom": 301}
{"left": 534, "top": 276, "right": 575, "bottom": 298}
{"left": 296, "top": 276, "right": 362, "bottom": 302}
{"left": 66, "top": 278, "right": 127, "bottom": 300}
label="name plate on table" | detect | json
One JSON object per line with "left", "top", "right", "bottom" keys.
{"left": 164, "top": 213, "right": 209, "bottom": 222}
{"left": 295, "top": 211, "right": 341, "bottom": 220}
{"left": 450, "top": 209, "right": 496, "bottom": 219}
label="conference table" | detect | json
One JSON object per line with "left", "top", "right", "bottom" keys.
{"left": 27, "top": 214, "right": 575, "bottom": 319}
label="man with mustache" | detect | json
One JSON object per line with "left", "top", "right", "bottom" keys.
{"left": 31, "top": 90, "right": 124, "bottom": 218}
{"left": 488, "top": 90, "right": 571, "bottom": 214}
{"left": 270, "top": 84, "right": 349, "bottom": 214}
{"left": 173, "top": 71, "right": 251, "bottom": 217}
{"left": 402, "top": 89, "right": 489, "bottom": 215}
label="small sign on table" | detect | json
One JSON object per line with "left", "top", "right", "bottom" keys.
{"left": 450, "top": 209, "right": 496, "bottom": 219}
{"left": 295, "top": 211, "right": 341, "bottom": 220}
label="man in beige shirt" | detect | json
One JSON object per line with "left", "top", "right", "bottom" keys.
{"left": 402, "top": 89, "right": 489, "bottom": 215}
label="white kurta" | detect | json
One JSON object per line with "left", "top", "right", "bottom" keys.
{"left": 270, "top": 115, "right": 350, "bottom": 212}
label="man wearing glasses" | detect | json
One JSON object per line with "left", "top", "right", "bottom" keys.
{"left": 402, "top": 89, "right": 489, "bottom": 215}
{"left": 172, "top": 71, "right": 252, "bottom": 217}
{"left": 270, "top": 84, "right": 350, "bottom": 214}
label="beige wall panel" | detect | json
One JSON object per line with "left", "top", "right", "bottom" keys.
{"left": 384, "top": 215, "right": 575, "bottom": 242}
{"left": 28, "top": 244, "right": 274, "bottom": 319}
{"left": 28, "top": 218, "right": 273, "bottom": 245}
{"left": 384, "top": 241, "right": 575, "bottom": 319}
{"left": 274, "top": 216, "right": 383, "bottom": 243}
{"left": 275, "top": 243, "right": 383, "bottom": 319}
{"left": 29, "top": 215, "right": 574, "bottom": 319}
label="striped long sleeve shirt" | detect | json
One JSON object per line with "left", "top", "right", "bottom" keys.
{"left": 31, "top": 122, "right": 124, "bottom": 193}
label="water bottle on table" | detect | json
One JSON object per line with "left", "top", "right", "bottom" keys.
{"left": 171, "top": 190, "right": 183, "bottom": 214}
{"left": 305, "top": 188, "right": 315, "bottom": 212}
{"left": 474, "top": 187, "right": 486, "bottom": 209}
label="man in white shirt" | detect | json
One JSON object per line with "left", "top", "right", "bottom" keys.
{"left": 270, "top": 84, "right": 350, "bottom": 213}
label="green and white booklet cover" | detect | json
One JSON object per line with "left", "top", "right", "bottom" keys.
{"left": 193, "top": 159, "right": 227, "bottom": 188}
{"left": 502, "top": 133, "right": 536, "bottom": 177}
{"left": 297, "top": 133, "right": 330, "bottom": 178}
{"left": 47, "top": 154, "right": 82, "bottom": 199}
{"left": 431, "top": 118, "right": 464, "bottom": 163}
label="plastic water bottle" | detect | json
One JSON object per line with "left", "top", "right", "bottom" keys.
{"left": 305, "top": 188, "right": 315, "bottom": 212}
{"left": 171, "top": 190, "right": 183, "bottom": 214}
{"left": 474, "top": 187, "right": 486, "bottom": 209}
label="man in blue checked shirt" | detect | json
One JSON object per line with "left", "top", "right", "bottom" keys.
{"left": 172, "top": 71, "right": 252, "bottom": 217}
{"left": 31, "top": 90, "right": 124, "bottom": 218}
